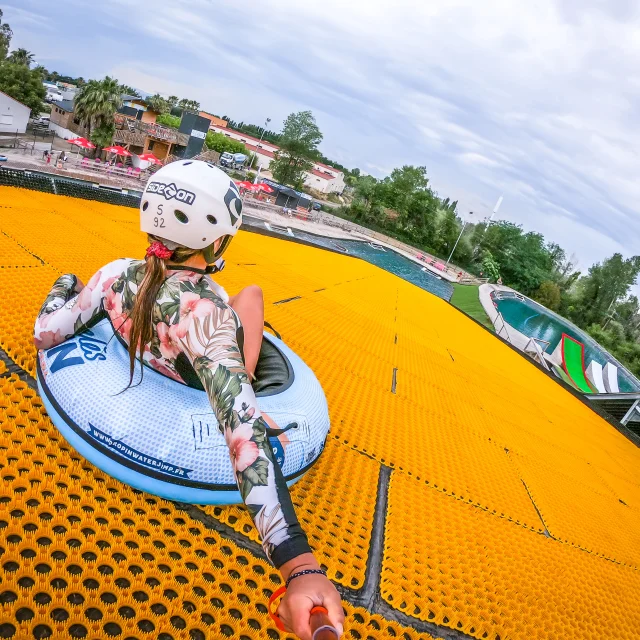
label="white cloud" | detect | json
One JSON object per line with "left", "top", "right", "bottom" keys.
{"left": 5, "top": 0, "right": 640, "bottom": 268}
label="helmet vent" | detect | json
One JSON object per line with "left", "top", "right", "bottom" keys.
{"left": 206, "top": 215, "right": 217, "bottom": 225}
{"left": 174, "top": 210, "right": 189, "bottom": 224}
{"left": 183, "top": 161, "right": 193, "bottom": 166}
{"left": 142, "top": 201, "right": 149, "bottom": 211}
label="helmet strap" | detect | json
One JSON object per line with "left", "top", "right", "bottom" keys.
{"left": 167, "top": 264, "right": 221, "bottom": 276}
{"left": 202, "top": 235, "right": 232, "bottom": 264}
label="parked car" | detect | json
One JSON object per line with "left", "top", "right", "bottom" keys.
{"left": 0, "top": 155, "right": 8, "bottom": 163}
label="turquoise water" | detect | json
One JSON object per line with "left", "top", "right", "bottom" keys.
{"left": 243, "top": 219, "right": 454, "bottom": 301}
{"left": 495, "top": 295, "right": 639, "bottom": 392}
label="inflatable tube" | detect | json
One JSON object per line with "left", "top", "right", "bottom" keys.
{"left": 37, "top": 318, "right": 330, "bottom": 504}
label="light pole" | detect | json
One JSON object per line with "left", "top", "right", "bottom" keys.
{"left": 253, "top": 117, "right": 271, "bottom": 178}
{"left": 483, "top": 195, "right": 503, "bottom": 234}
{"left": 257, "top": 117, "right": 271, "bottom": 147}
{"left": 447, "top": 211, "right": 473, "bottom": 265}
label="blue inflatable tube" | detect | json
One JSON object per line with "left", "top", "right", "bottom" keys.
{"left": 36, "top": 318, "right": 330, "bottom": 504}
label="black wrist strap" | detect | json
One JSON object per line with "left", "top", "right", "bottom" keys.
{"left": 285, "top": 569, "right": 327, "bottom": 589}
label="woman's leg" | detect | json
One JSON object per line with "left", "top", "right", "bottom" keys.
{"left": 228, "top": 284, "right": 264, "bottom": 379}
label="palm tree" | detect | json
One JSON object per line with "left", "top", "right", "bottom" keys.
{"left": 119, "top": 84, "right": 139, "bottom": 97}
{"left": 146, "top": 93, "right": 170, "bottom": 114}
{"left": 177, "top": 98, "right": 200, "bottom": 112}
{"left": 7, "top": 48, "right": 34, "bottom": 66}
{"left": 0, "top": 9, "right": 13, "bottom": 61}
{"left": 74, "top": 76, "right": 122, "bottom": 153}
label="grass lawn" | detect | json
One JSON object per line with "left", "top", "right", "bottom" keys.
{"left": 451, "top": 284, "right": 494, "bottom": 330}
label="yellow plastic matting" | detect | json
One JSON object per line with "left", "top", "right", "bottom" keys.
{"left": 204, "top": 438, "right": 380, "bottom": 590}
{"left": 0, "top": 374, "right": 432, "bottom": 640}
{"left": 1, "top": 186, "right": 640, "bottom": 639}
{"left": 383, "top": 472, "right": 640, "bottom": 639}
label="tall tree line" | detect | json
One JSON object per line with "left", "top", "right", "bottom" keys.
{"left": 343, "top": 167, "right": 640, "bottom": 376}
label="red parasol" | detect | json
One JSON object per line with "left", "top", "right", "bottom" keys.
{"left": 103, "top": 145, "right": 133, "bottom": 157}
{"left": 235, "top": 181, "right": 254, "bottom": 190}
{"left": 137, "top": 152, "right": 162, "bottom": 165}
{"left": 255, "top": 182, "right": 275, "bottom": 194}
{"left": 67, "top": 137, "right": 95, "bottom": 149}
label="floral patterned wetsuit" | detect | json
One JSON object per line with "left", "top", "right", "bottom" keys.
{"left": 34, "top": 259, "right": 311, "bottom": 568}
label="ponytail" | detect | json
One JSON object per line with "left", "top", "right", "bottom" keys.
{"left": 127, "top": 252, "right": 166, "bottom": 387}
{"left": 126, "top": 235, "right": 200, "bottom": 388}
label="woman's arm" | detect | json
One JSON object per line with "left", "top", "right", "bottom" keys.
{"left": 34, "top": 259, "right": 128, "bottom": 350}
{"left": 175, "top": 282, "right": 312, "bottom": 568}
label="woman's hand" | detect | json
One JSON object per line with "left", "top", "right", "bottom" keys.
{"left": 276, "top": 573, "right": 344, "bottom": 640}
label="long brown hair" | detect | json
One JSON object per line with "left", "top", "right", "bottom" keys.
{"left": 127, "top": 235, "right": 199, "bottom": 387}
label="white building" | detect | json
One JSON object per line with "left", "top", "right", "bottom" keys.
{"left": 0, "top": 91, "right": 31, "bottom": 134}
{"left": 209, "top": 124, "right": 345, "bottom": 194}
{"left": 303, "top": 161, "right": 346, "bottom": 194}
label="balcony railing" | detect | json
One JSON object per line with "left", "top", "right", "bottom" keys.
{"left": 114, "top": 114, "right": 188, "bottom": 146}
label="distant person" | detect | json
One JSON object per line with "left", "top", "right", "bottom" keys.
{"left": 42, "top": 149, "right": 49, "bottom": 161}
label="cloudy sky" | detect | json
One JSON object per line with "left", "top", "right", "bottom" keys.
{"left": 6, "top": 0, "right": 640, "bottom": 269}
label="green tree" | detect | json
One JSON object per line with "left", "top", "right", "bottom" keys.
{"left": 119, "top": 84, "right": 139, "bottom": 97}
{"left": 608, "top": 296, "right": 640, "bottom": 335}
{"left": 90, "top": 122, "right": 116, "bottom": 149}
{"left": 406, "top": 189, "right": 439, "bottom": 246}
{"left": 472, "top": 222, "right": 557, "bottom": 294}
{"left": 533, "top": 280, "right": 562, "bottom": 311}
{"left": 432, "top": 209, "right": 461, "bottom": 257}
{"left": 177, "top": 98, "right": 200, "bottom": 111}
{"left": 384, "top": 166, "right": 429, "bottom": 215}
{"left": 569, "top": 254, "right": 640, "bottom": 328}
{"left": 586, "top": 323, "right": 640, "bottom": 379}
{"left": 205, "top": 131, "right": 247, "bottom": 155}
{"left": 74, "top": 76, "right": 122, "bottom": 153}
{"left": 481, "top": 251, "right": 501, "bottom": 282}
{"left": 271, "top": 110, "right": 323, "bottom": 188}
{"left": 42, "top": 70, "right": 85, "bottom": 86}
{"left": 0, "top": 10, "right": 12, "bottom": 61}
{"left": 7, "top": 47, "right": 34, "bottom": 66}
{"left": 0, "top": 62, "right": 45, "bottom": 114}
{"left": 146, "top": 93, "right": 170, "bottom": 114}
{"left": 354, "top": 175, "right": 378, "bottom": 206}
{"left": 156, "top": 113, "right": 181, "bottom": 129}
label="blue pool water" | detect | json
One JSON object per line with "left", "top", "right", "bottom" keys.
{"left": 495, "top": 294, "right": 640, "bottom": 392}
{"left": 244, "top": 218, "right": 454, "bottom": 301}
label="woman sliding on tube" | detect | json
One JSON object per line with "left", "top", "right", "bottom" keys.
{"left": 33, "top": 160, "right": 344, "bottom": 640}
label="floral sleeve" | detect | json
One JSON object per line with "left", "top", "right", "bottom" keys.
{"left": 34, "top": 259, "right": 130, "bottom": 350}
{"left": 175, "top": 279, "right": 311, "bottom": 568}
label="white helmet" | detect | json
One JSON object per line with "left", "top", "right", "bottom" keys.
{"left": 140, "top": 160, "right": 242, "bottom": 262}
